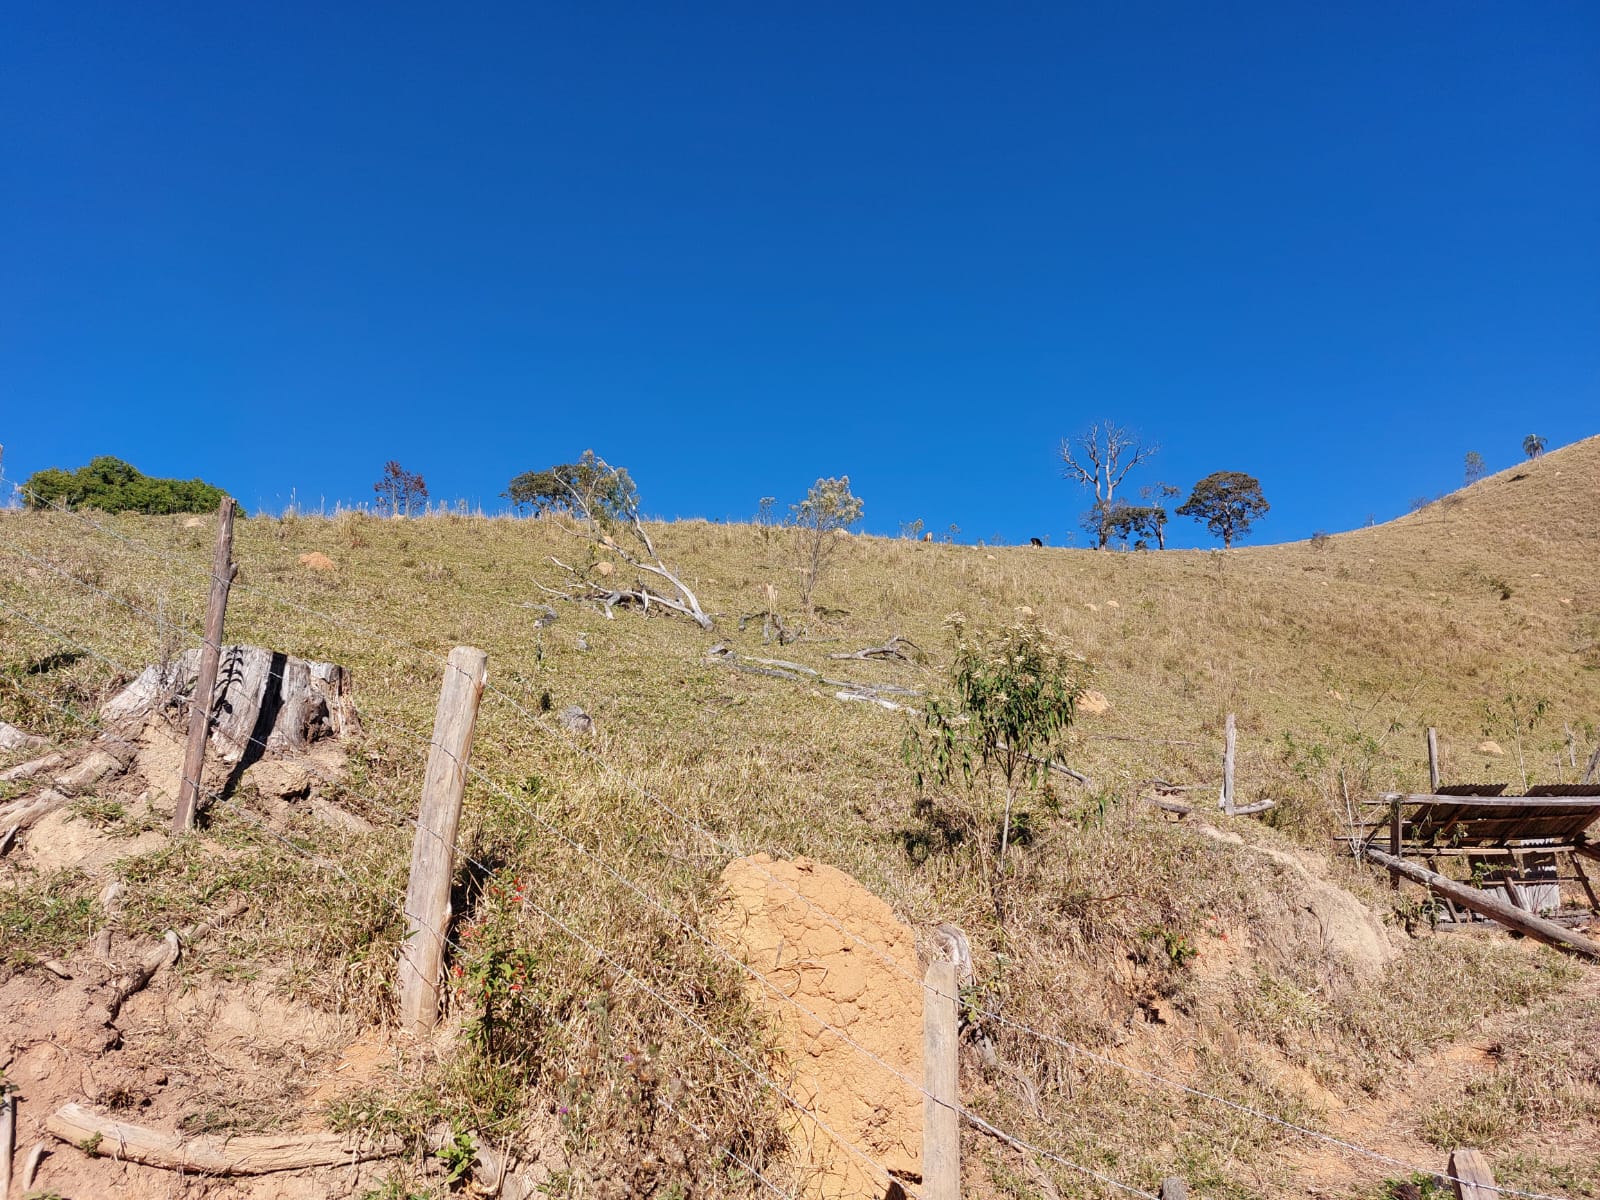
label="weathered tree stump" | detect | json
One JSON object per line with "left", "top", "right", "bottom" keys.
{"left": 103, "top": 646, "right": 360, "bottom": 757}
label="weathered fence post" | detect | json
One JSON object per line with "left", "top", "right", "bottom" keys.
{"left": 174, "top": 496, "right": 237, "bottom": 832}
{"left": 1389, "top": 795, "right": 1403, "bottom": 890}
{"left": 1220, "top": 712, "right": 1237, "bottom": 814}
{"left": 1427, "top": 727, "right": 1441, "bottom": 791}
{"left": 1159, "top": 1179, "right": 1188, "bottom": 1200}
{"left": 1449, "top": 1147, "right": 1499, "bottom": 1199}
{"left": 923, "top": 959, "right": 960, "bottom": 1200}
{"left": 399, "top": 646, "right": 488, "bottom": 1036}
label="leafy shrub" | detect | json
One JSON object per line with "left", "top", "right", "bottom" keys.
{"left": 22, "top": 456, "right": 237, "bottom": 516}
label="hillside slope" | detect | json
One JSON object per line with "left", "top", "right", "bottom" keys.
{"left": 1, "top": 435, "right": 1597, "bottom": 1199}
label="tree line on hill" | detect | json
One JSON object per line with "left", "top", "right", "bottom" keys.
{"left": 1058, "top": 421, "right": 1269, "bottom": 550}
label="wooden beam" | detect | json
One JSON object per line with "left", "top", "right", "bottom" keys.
{"left": 1448, "top": 1148, "right": 1499, "bottom": 1200}
{"left": 174, "top": 495, "right": 237, "bottom": 832}
{"left": 1389, "top": 797, "right": 1402, "bottom": 890}
{"left": 45, "top": 1103, "right": 398, "bottom": 1173}
{"left": 1221, "top": 713, "right": 1236, "bottom": 814}
{"left": 1370, "top": 794, "right": 1600, "bottom": 809}
{"left": 399, "top": 646, "right": 488, "bottom": 1036}
{"left": 1362, "top": 846, "right": 1600, "bottom": 959}
{"left": 922, "top": 959, "right": 960, "bottom": 1200}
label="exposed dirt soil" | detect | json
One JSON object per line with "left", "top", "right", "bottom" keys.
{"left": 716, "top": 853, "right": 924, "bottom": 1200}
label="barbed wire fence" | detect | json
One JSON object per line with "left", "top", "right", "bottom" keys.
{"left": 0, "top": 477, "right": 1568, "bottom": 1200}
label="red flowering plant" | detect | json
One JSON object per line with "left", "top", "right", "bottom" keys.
{"left": 451, "top": 875, "right": 538, "bottom": 1061}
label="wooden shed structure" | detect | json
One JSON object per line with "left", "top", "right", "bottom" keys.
{"left": 1349, "top": 781, "right": 1600, "bottom": 957}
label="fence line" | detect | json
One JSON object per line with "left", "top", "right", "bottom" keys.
{"left": 0, "top": 488, "right": 1576, "bottom": 1200}
{"left": 0, "top": 521, "right": 1179, "bottom": 1193}
{"left": 0, "top": 604, "right": 896, "bottom": 1200}
{"left": 0, "top": 568, "right": 1155, "bottom": 1198}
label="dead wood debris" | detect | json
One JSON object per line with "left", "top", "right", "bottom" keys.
{"left": 704, "top": 643, "right": 923, "bottom": 708}
{"left": 44, "top": 1102, "right": 400, "bottom": 1175}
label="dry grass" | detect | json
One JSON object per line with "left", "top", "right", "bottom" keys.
{"left": 1, "top": 436, "right": 1597, "bottom": 1196}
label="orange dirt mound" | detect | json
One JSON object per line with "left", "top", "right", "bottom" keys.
{"left": 716, "top": 853, "right": 923, "bottom": 1200}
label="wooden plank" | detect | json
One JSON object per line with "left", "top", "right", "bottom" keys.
{"left": 1363, "top": 847, "right": 1600, "bottom": 959}
{"left": 45, "top": 1102, "right": 399, "bottom": 1173}
{"left": 173, "top": 495, "right": 237, "bottom": 832}
{"left": 1427, "top": 727, "right": 1441, "bottom": 792}
{"left": 399, "top": 646, "right": 488, "bottom": 1036}
{"left": 1389, "top": 797, "right": 1402, "bottom": 890}
{"left": 923, "top": 959, "right": 960, "bottom": 1200}
{"left": 1373, "top": 793, "right": 1600, "bottom": 809}
{"left": 1221, "top": 713, "right": 1237, "bottom": 813}
{"left": 1448, "top": 1147, "right": 1499, "bottom": 1200}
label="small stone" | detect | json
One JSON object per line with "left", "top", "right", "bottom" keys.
{"left": 558, "top": 705, "right": 594, "bottom": 735}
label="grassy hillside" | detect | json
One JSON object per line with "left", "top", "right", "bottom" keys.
{"left": 2, "top": 435, "right": 1597, "bottom": 1198}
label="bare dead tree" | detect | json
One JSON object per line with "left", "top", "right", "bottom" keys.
{"left": 1059, "top": 422, "right": 1159, "bottom": 549}
{"left": 535, "top": 454, "right": 714, "bottom": 629}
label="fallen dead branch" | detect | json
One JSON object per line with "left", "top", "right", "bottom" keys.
{"left": 995, "top": 743, "right": 1091, "bottom": 789}
{"left": 704, "top": 644, "right": 923, "bottom": 706}
{"left": 0, "top": 789, "right": 72, "bottom": 837}
{"left": 826, "top": 635, "right": 920, "bottom": 663}
{"left": 105, "top": 931, "right": 180, "bottom": 1022}
{"left": 103, "top": 898, "right": 248, "bottom": 1022}
{"left": 531, "top": 454, "right": 714, "bottom": 629}
{"left": 45, "top": 1103, "right": 400, "bottom": 1174}
{"left": 21, "top": 1141, "right": 45, "bottom": 1192}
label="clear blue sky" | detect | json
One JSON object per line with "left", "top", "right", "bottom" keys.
{"left": 3, "top": 2, "right": 1595, "bottom": 547}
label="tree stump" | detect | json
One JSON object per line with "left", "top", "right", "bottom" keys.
{"left": 103, "top": 646, "right": 361, "bottom": 757}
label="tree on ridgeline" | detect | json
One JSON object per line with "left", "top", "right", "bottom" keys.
{"left": 522, "top": 451, "right": 712, "bottom": 629}
{"left": 1097, "top": 500, "right": 1168, "bottom": 551}
{"left": 21, "top": 456, "right": 237, "bottom": 516}
{"left": 1059, "top": 422, "right": 1158, "bottom": 549}
{"left": 792, "top": 476, "right": 864, "bottom": 611}
{"left": 1464, "top": 451, "right": 1486, "bottom": 485}
{"left": 506, "top": 450, "right": 637, "bottom": 521}
{"left": 1176, "top": 471, "right": 1269, "bottom": 548}
{"left": 373, "top": 461, "right": 429, "bottom": 516}
{"left": 1522, "top": 434, "right": 1547, "bottom": 460}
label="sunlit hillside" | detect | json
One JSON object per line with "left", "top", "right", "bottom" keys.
{"left": 2, "top": 435, "right": 1596, "bottom": 1199}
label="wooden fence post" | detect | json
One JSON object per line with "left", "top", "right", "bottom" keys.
{"left": 1449, "top": 1148, "right": 1499, "bottom": 1199}
{"left": 1389, "top": 796, "right": 1403, "bottom": 890}
{"left": 1159, "top": 1180, "right": 1188, "bottom": 1200}
{"left": 1221, "top": 713, "right": 1237, "bottom": 814}
{"left": 923, "top": 959, "right": 960, "bottom": 1200}
{"left": 174, "top": 496, "right": 237, "bottom": 832}
{"left": 399, "top": 646, "right": 488, "bottom": 1036}
{"left": 1427, "top": 727, "right": 1441, "bottom": 792}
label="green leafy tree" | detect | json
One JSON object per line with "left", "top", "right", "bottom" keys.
{"left": 1522, "top": 433, "right": 1547, "bottom": 460}
{"left": 506, "top": 450, "right": 637, "bottom": 522}
{"left": 1176, "top": 471, "right": 1269, "bottom": 548}
{"left": 1097, "top": 500, "right": 1168, "bottom": 550}
{"left": 906, "top": 611, "right": 1087, "bottom": 915}
{"left": 372, "top": 460, "right": 428, "bottom": 516}
{"left": 791, "top": 476, "right": 863, "bottom": 610}
{"left": 21, "top": 456, "right": 237, "bottom": 516}
{"left": 1463, "top": 451, "right": 1485, "bottom": 485}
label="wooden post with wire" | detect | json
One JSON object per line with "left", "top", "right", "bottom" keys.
{"left": 1448, "top": 1148, "right": 1498, "bottom": 1199}
{"left": 1220, "top": 712, "right": 1237, "bottom": 814}
{"left": 1427, "top": 727, "right": 1441, "bottom": 791}
{"left": 399, "top": 646, "right": 488, "bottom": 1036}
{"left": 1159, "top": 1180, "right": 1188, "bottom": 1200}
{"left": 922, "top": 958, "right": 960, "bottom": 1200}
{"left": 173, "top": 495, "right": 237, "bottom": 832}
